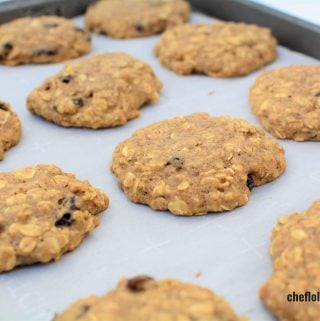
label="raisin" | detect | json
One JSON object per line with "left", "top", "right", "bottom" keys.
{"left": 315, "top": 92, "right": 320, "bottom": 97}
{"left": 3, "top": 42, "right": 13, "bottom": 51}
{"left": 246, "top": 174, "right": 255, "bottom": 191}
{"left": 0, "top": 102, "right": 7, "bottom": 111}
{"left": 77, "top": 305, "right": 90, "bottom": 317}
{"left": 55, "top": 213, "right": 73, "bottom": 227}
{"left": 34, "top": 48, "right": 58, "bottom": 56}
{"left": 72, "top": 98, "right": 84, "bottom": 107}
{"left": 127, "top": 276, "right": 153, "bottom": 292}
{"left": 1, "top": 42, "right": 13, "bottom": 59}
{"left": 165, "top": 157, "right": 184, "bottom": 169}
{"left": 61, "top": 75, "right": 73, "bottom": 84}
{"left": 135, "top": 23, "right": 144, "bottom": 32}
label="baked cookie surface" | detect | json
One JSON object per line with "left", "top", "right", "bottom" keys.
{"left": 154, "top": 22, "right": 277, "bottom": 77}
{"left": 111, "top": 113, "right": 286, "bottom": 215}
{"left": 27, "top": 52, "right": 163, "bottom": 128}
{"left": 0, "top": 164, "right": 109, "bottom": 272}
{"left": 53, "top": 276, "right": 247, "bottom": 321}
{"left": 260, "top": 201, "right": 320, "bottom": 321}
{"left": 0, "top": 101, "right": 21, "bottom": 160}
{"left": 250, "top": 65, "right": 320, "bottom": 141}
{"left": 85, "top": 0, "right": 190, "bottom": 38}
{"left": 0, "top": 16, "right": 91, "bottom": 65}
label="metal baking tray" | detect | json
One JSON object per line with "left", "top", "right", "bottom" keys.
{"left": 0, "top": 0, "right": 94, "bottom": 22}
{"left": 0, "top": 0, "right": 319, "bottom": 59}
{"left": 0, "top": 2, "right": 319, "bottom": 321}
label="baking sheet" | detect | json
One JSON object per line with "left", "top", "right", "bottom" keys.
{"left": 0, "top": 12, "right": 319, "bottom": 321}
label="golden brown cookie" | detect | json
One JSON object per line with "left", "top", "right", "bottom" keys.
{"left": 0, "top": 101, "right": 21, "bottom": 160}
{"left": 250, "top": 65, "right": 320, "bottom": 141}
{"left": 27, "top": 52, "right": 163, "bottom": 128}
{"left": 53, "top": 276, "right": 247, "bottom": 321}
{"left": 0, "top": 16, "right": 91, "bottom": 65}
{"left": 85, "top": 0, "right": 190, "bottom": 39}
{"left": 154, "top": 22, "right": 277, "bottom": 77}
{"left": 260, "top": 201, "right": 320, "bottom": 321}
{"left": 0, "top": 164, "right": 109, "bottom": 273}
{"left": 111, "top": 113, "right": 286, "bottom": 216}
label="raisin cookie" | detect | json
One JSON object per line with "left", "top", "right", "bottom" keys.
{"left": 0, "top": 101, "right": 21, "bottom": 160}
{"left": 85, "top": 0, "right": 190, "bottom": 39}
{"left": 260, "top": 201, "right": 320, "bottom": 321}
{"left": 0, "top": 16, "right": 90, "bottom": 65}
{"left": 27, "top": 53, "right": 163, "bottom": 128}
{"left": 53, "top": 276, "right": 247, "bottom": 321}
{"left": 154, "top": 22, "right": 277, "bottom": 77}
{"left": 0, "top": 165, "right": 109, "bottom": 272}
{"left": 250, "top": 65, "right": 320, "bottom": 141}
{"left": 111, "top": 113, "right": 286, "bottom": 216}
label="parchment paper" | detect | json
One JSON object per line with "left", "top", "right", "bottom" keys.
{"left": 0, "top": 12, "right": 318, "bottom": 321}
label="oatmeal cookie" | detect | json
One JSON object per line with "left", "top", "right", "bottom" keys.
{"left": 260, "top": 201, "right": 320, "bottom": 321}
{"left": 85, "top": 0, "right": 190, "bottom": 38}
{"left": 53, "top": 276, "right": 247, "bottom": 321}
{"left": 0, "top": 101, "right": 21, "bottom": 160}
{"left": 0, "top": 164, "right": 109, "bottom": 272}
{"left": 0, "top": 16, "right": 91, "bottom": 65}
{"left": 27, "top": 52, "right": 163, "bottom": 128}
{"left": 154, "top": 21, "right": 277, "bottom": 77}
{"left": 250, "top": 65, "right": 320, "bottom": 141}
{"left": 111, "top": 113, "right": 286, "bottom": 215}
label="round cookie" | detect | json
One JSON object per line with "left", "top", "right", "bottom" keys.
{"left": 250, "top": 65, "right": 320, "bottom": 141}
{"left": 0, "top": 16, "right": 91, "bottom": 65}
{"left": 0, "top": 101, "right": 21, "bottom": 160}
{"left": 27, "top": 52, "right": 163, "bottom": 128}
{"left": 85, "top": 0, "right": 190, "bottom": 38}
{"left": 111, "top": 113, "right": 286, "bottom": 216}
{"left": 260, "top": 201, "right": 320, "bottom": 321}
{"left": 0, "top": 164, "right": 109, "bottom": 272}
{"left": 154, "top": 21, "right": 277, "bottom": 77}
{"left": 53, "top": 276, "right": 247, "bottom": 321}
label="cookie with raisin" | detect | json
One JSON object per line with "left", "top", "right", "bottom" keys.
{"left": 27, "top": 53, "right": 163, "bottom": 128}
{"left": 0, "top": 16, "right": 90, "bottom": 65}
{"left": 0, "top": 164, "right": 109, "bottom": 272}
{"left": 111, "top": 113, "right": 286, "bottom": 215}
